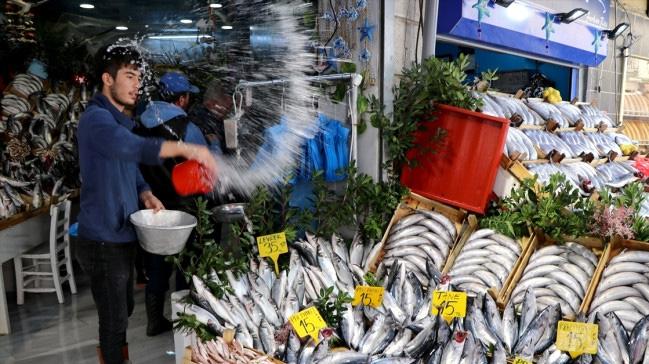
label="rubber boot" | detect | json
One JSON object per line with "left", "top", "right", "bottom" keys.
{"left": 145, "top": 292, "right": 172, "bottom": 336}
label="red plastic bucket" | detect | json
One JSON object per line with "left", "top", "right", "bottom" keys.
{"left": 400, "top": 104, "right": 509, "bottom": 213}
{"left": 172, "top": 160, "right": 215, "bottom": 196}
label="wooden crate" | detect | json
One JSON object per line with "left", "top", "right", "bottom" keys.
{"left": 579, "top": 237, "right": 649, "bottom": 315}
{"left": 183, "top": 344, "right": 286, "bottom": 364}
{"left": 365, "top": 192, "right": 468, "bottom": 274}
{"left": 500, "top": 155, "right": 536, "bottom": 184}
{"left": 497, "top": 235, "right": 605, "bottom": 320}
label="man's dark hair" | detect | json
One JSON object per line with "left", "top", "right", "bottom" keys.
{"left": 94, "top": 45, "right": 143, "bottom": 88}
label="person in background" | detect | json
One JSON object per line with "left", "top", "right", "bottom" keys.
{"left": 75, "top": 46, "right": 217, "bottom": 364}
{"left": 134, "top": 71, "right": 208, "bottom": 336}
{"left": 188, "top": 79, "right": 234, "bottom": 153}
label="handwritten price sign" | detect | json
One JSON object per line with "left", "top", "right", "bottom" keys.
{"left": 431, "top": 291, "right": 467, "bottom": 324}
{"left": 257, "top": 232, "right": 288, "bottom": 275}
{"left": 556, "top": 321, "right": 598, "bottom": 358}
{"left": 512, "top": 357, "right": 532, "bottom": 364}
{"left": 352, "top": 286, "right": 385, "bottom": 308}
{"left": 289, "top": 306, "right": 327, "bottom": 343}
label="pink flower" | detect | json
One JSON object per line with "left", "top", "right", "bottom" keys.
{"left": 591, "top": 206, "right": 635, "bottom": 240}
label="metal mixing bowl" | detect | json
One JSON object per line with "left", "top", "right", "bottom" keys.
{"left": 130, "top": 209, "right": 197, "bottom": 255}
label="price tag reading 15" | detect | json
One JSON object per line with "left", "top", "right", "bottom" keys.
{"left": 352, "top": 286, "right": 385, "bottom": 308}
{"left": 256, "top": 232, "right": 288, "bottom": 275}
{"left": 431, "top": 291, "right": 467, "bottom": 324}
{"left": 289, "top": 306, "right": 327, "bottom": 343}
{"left": 555, "top": 321, "right": 598, "bottom": 359}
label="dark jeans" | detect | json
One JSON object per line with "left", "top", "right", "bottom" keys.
{"left": 75, "top": 238, "right": 135, "bottom": 364}
{"left": 142, "top": 250, "right": 188, "bottom": 297}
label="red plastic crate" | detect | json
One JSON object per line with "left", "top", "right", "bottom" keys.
{"left": 400, "top": 104, "right": 509, "bottom": 213}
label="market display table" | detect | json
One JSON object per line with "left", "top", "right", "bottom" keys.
{"left": 0, "top": 205, "right": 51, "bottom": 334}
{"left": 0, "top": 191, "right": 79, "bottom": 335}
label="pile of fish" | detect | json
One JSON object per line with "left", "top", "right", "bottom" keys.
{"left": 373, "top": 208, "right": 458, "bottom": 285}
{"left": 190, "top": 336, "right": 277, "bottom": 364}
{"left": 596, "top": 161, "right": 639, "bottom": 188}
{"left": 504, "top": 127, "right": 538, "bottom": 161}
{"left": 579, "top": 104, "right": 616, "bottom": 128}
{"left": 611, "top": 132, "right": 638, "bottom": 148}
{"left": 511, "top": 243, "right": 598, "bottom": 318}
{"left": 447, "top": 229, "right": 522, "bottom": 296}
{"left": 557, "top": 131, "right": 600, "bottom": 159}
{"left": 555, "top": 102, "right": 583, "bottom": 127}
{"left": 488, "top": 93, "right": 544, "bottom": 125}
{"left": 589, "top": 311, "right": 649, "bottom": 364}
{"left": 556, "top": 162, "right": 606, "bottom": 192}
{"left": 588, "top": 249, "right": 649, "bottom": 332}
{"left": 0, "top": 75, "right": 81, "bottom": 220}
{"left": 2, "top": 73, "right": 43, "bottom": 104}
{"left": 584, "top": 133, "right": 623, "bottom": 157}
{"left": 525, "top": 100, "right": 570, "bottom": 128}
{"left": 524, "top": 130, "right": 574, "bottom": 158}
{"left": 527, "top": 160, "right": 641, "bottom": 193}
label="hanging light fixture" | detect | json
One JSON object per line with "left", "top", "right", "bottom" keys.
{"left": 180, "top": 19, "right": 193, "bottom": 24}
{"left": 554, "top": 8, "right": 589, "bottom": 24}
{"left": 79, "top": 3, "right": 95, "bottom": 9}
{"left": 601, "top": 23, "right": 630, "bottom": 39}
{"left": 209, "top": 3, "right": 223, "bottom": 8}
{"left": 492, "top": 0, "right": 515, "bottom": 7}
{"left": 115, "top": 26, "right": 128, "bottom": 31}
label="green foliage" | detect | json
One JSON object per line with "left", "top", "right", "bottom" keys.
{"left": 314, "top": 286, "right": 353, "bottom": 327}
{"left": 310, "top": 164, "right": 408, "bottom": 241}
{"left": 173, "top": 313, "right": 216, "bottom": 342}
{"left": 234, "top": 177, "right": 312, "bottom": 247}
{"left": 363, "top": 272, "right": 383, "bottom": 287}
{"left": 168, "top": 197, "right": 247, "bottom": 299}
{"left": 481, "top": 174, "right": 594, "bottom": 241}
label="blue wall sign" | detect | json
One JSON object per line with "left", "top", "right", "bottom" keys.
{"left": 438, "top": 0, "right": 610, "bottom": 67}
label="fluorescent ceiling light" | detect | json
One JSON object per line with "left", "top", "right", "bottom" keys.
{"left": 115, "top": 26, "right": 128, "bottom": 31}
{"left": 221, "top": 25, "right": 233, "bottom": 30}
{"left": 209, "top": 3, "right": 223, "bottom": 8}
{"left": 180, "top": 19, "right": 193, "bottom": 24}
{"left": 147, "top": 34, "right": 213, "bottom": 40}
{"left": 555, "top": 8, "right": 589, "bottom": 24}
{"left": 602, "top": 22, "right": 630, "bottom": 39}
{"left": 493, "top": 0, "right": 515, "bottom": 7}
{"left": 79, "top": 3, "right": 94, "bottom": 9}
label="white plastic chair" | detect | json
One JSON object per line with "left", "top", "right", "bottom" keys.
{"left": 14, "top": 199, "right": 77, "bottom": 304}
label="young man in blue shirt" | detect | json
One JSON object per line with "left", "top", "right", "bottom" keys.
{"left": 75, "top": 46, "right": 217, "bottom": 364}
{"left": 135, "top": 72, "right": 208, "bottom": 337}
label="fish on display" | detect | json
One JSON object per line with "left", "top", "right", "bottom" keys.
{"left": 511, "top": 242, "right": 597, "bottom": 318}
{"left": 373, "top": 208, "right": 458, "bottom": 287}
{"left": 447, "top": 229, "right": 521, "bottom": 296}
{"left": 588, "top": 249, "right": 649, "bottom": 332}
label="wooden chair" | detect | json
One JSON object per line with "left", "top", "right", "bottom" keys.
{"left": 14, "top": 199, "right": 77, "bottom": 304}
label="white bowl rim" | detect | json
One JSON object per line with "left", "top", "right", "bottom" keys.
{"left": 130, "top": 209, "right": 198, "bottom": 230}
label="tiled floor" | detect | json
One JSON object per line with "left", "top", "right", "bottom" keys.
{"left": 0, "top": 277, "right": 177, "bottom": 364}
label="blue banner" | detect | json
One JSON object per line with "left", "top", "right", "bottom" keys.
{"left": 438, "top": 0, "right": 610, "bottom": 67}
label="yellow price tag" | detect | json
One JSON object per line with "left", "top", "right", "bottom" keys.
{"left": 555, "top": 320, "right": 599, "bottom": 359}
{"left": 257, "top": 232, "right": 288, "bottom": 275}
{"left": 431, "top": 291, "right": 467, "bottom": 324}
{"left": 512, "top": 357, "right": 532, "bottom": 364}
{"left": 351, "top": 286, "right": 385, "bottom": 308}
{"left": 289, "top": 306, "right": 327, "bottom": 343}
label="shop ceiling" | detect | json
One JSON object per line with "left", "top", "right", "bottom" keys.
{"left": 34, "top": 0, "right": 224, "bottom": 41}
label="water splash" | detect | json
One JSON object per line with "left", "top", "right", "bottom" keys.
{"left": 105, "top": 1, "right": 318, "bottom": 197}
{"left": 209, "top": 1, "right": 317, "bottom": 196}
